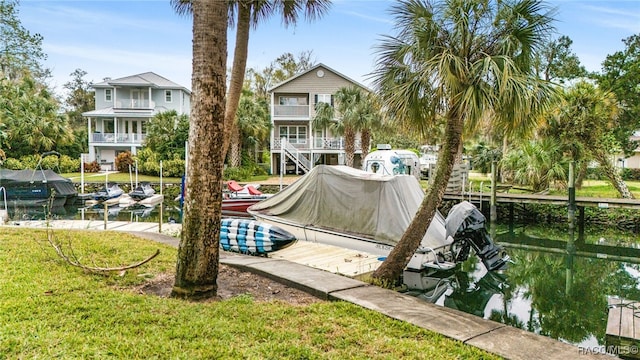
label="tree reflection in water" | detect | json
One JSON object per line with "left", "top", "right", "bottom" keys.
{"left": 404, "top": 234, "right": 640, "bottom": 347}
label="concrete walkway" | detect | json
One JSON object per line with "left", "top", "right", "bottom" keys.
{"left": 5, "top": 220, "right": 606, "bottom": 359}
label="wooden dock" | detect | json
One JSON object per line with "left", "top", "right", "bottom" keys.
{"left": 444, "top": 191, "right": 640, "bottom": 210}
{"left": 606, "top": 297, "right": 640, "bottom": 359}
{"left": 269, "top": 241, "right": 383, "bottom": 279}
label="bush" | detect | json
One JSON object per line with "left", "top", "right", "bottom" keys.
{"left": 161, "top": 159, "right": 185, "bottom": 177}
{"left": 19, "top": 155, "right": 38, "bottom": 169}
{"left": 622, "top": 168, "right": 640, "bottom": 181}
{"left": 2, "top": 158, "right": 22, "bottom": 170}
{"left": 84, "top": 161, "right": 101, "bottom": 173}
{"left": 223, "top": 166, "right": 254, "bottom": 181}
{"left": 58, "top": 155, "right": 80, "bottom": 173}
{"left": 115, "top": 151, "right": 134, "bottom": 172}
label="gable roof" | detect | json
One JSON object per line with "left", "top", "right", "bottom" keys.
{"left": 92, "top": 72, "right": 190, "bottom": 94}
{"left": 267, "top": 63, "right": 371, "bottom": 93}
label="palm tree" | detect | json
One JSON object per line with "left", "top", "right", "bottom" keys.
{"left": 172, "top": 0, "right": 227, "bottom": 300}
{"left": 229, "top": 89, "right": 270, "bottom": 167}
{"left": 171, "top": 0, "right": 331, "bottom": 160}
{"left": 542, "top": 81, "right": 633, "bottom": 198}
{"left": 370, "top": 0, "right": 557, "bottom": 283}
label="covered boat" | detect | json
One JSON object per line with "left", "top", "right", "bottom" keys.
{"left": 0, "top": 168, "right": 77, "bottom": 208}
{"left": 248, "top": 165, "right": 508, "bottom": 272}
{"left": 129, "top": 182, "right": 155, "bottom": 201}
{"left": 93, "top": 183, "right": 124, "bottom": 201}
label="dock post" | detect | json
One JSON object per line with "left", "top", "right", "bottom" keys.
{"left": 490, "top": 161, "right": 497, "bottom": 237}
{"left": 103, "top": 202, "right": 108, "bottom": 230}
{"left": 566, "top": 161, "right": 576, "bottom": 294}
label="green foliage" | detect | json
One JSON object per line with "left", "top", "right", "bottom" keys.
{"left": 58, "top": 155, "right": 80, "bottom": 173}
{"left": 0, "top": 0, "right": 50, "bottom": 81}
{"left": 534, "top": 35, "right": 587, "bottom": 82}
{"left": 0, "top": 75, "right": 73, "bottom": 158}
{"left": 161, "top": 159, "right": 185, "bottom": 177}
{"left": 62, "top": 69, "right": 95, "bottom": 129}
{"left": 223, "top": 166, "right": 255, "bottom": 181}
{"left": 596, "top": 34, "right": 640, "bottom": 155}
{"left": 501, "top": 139, "right": 567, "bottom": 192}
{"left": 622, "top": 168, "right": 640, "bottom": 181}
{"left": 143, "top": 110, "right": 188, "bottom": 161}
{"left": 18, "top": 154, "right": 37, "bottom": 169}
{"left": 2, "top": 157, "right": 21, "bottom": 169}
{"left": 115, "top": 151, "right": 134, "bottom": 172}
{"left": 468, "top": 142, "right": 502, "bottom": 174}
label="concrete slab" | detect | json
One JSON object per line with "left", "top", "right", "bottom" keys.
{"left": 466, "top": 325, "right": 607, "bottom": 359}
{"left": 331, "top": 285, "right": 504, "bottom": 342}
{"left": 222, "top": 257, "right": 368, "bottom": 300}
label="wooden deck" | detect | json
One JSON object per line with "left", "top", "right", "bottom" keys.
{"left": 268, "top": 241, "right": 383, "bottom": 279}
{"left": 444, "top": 192, "right": 640, "bottom": 210}
{"left": 606, "top": 297, "right": 640, "bottom": 359}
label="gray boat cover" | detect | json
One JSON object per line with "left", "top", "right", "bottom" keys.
{"left": 249, "top": 165, "right": 449, "bottom": 248}
{"left": 0, "top": 168, "right": 77, "bottom": 197}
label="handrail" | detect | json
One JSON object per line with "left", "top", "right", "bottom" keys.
{"left": 283, "top": 140, "right": 311, "bottom": 172}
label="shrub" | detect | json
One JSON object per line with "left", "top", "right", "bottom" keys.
{"left": 84, "top": 161, "right": 101, "bottom": 173}
{"left": 40, "top": 155, "right": 60, "bottom": 170}
{"left": 2, "top": 158, "right": 22, "bottom": 170}
{"left": 622, "top": 168, "right": 640, "bottom": 181}
{"left": 161, "top": 159, "right": 185, "bottom": 177}
{"left": 19, "top": 155, "right": 38, "bottom": 169}
{"left": 223, "top": 166, "right": 254, "bottom": 181}
{"left": 58, "top": 155, "right": 80, "bottom": 173}
{"left": 140, "top": 161, "right": 160, "bottom": 176}
{"left": 115, "top": 151, "right": 135, "bottom": 172}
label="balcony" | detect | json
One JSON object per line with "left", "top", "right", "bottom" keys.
{"left": 114, "top": 99, "right": 155, "bottom": 110}
{"left": 273, "top": 105, "right": 309, "bottom": 118}
{"left": 91, "top": 133, "right": 146, "bottom": 144}
{"left": 272, "top": 137, "right": 361, "bottom": 151}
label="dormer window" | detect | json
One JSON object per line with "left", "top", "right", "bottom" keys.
{"left": 165, "top": 90, "right": 172, "bottom": 103}
{"left": 105, "top": 89, "right": 112, "bottom": 102}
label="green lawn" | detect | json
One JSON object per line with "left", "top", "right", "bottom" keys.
{"left": 62, "top": 172, "right": 182, "bottom": 184}
{"left": 0, "top": 228, "right": 499, "bottom": 359}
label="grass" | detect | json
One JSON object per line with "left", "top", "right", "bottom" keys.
{"left": 62, "top": 172, "right": 182, "bottom": 184}
{"left": 0, "top": 228, "right": 500, "bottom": 359}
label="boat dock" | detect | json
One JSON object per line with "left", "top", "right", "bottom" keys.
{"left": 606, "top": 297, "right": 640, "bottom": 359}
{"left": 444, "top": 191, "right": 640, "bottom": 210}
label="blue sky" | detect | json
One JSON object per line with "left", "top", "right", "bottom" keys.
{"left": 17, "top": 0, "right": 640, "bottom": 96}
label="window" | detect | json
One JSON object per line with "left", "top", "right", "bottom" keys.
{"left": 279, "top": 96, "right": 307, "bottom": 106}
{"left": 279, "top": 125, "right": 307, "bottom": 144}
{"left": 165, "top": 90, "right": 172, "bottom": 103}
{"left": 315, "top": 94, "right": 332, "bottom": 105}
{"left": 105, "top": 89, "right": 112, "bottom": 102}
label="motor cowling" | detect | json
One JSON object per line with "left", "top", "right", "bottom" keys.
{"left": 445, "top": 201, "right": 509, "bottom": 271}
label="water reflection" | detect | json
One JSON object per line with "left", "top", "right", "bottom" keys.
{"left": 404, "top": 231, "right": 640, "bottom": 348}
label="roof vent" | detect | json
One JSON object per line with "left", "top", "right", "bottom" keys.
{"left": 377, "top": 144, "right": 392, "bottom": 150}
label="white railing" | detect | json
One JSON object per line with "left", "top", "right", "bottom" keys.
{"left": 115, "top": 99, "right": 155, "bottom": 109}
{"left": 273, "top": 105, "right": 309, "bottom": 117}
{"left": 91, "top": 133, "right": 146, "bottom": 144}
{"left": 282, "top": 139, "right": 311, "bottom": 173}
{"left": 272, "top": 137, "right": 361, "bottom": 151}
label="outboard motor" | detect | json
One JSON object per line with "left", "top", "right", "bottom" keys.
{"left": 445, "top": 201, "right": 509, "bottom": 271}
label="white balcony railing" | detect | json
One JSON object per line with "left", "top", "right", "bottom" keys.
{"left": 273, "top": 105, "right": 309, "bottom": 117}
{"left": 272, "top": 137, "right": 361, "bottom": 151}
{"left": 91, "top": 133, "right": 146, "bottom": 144}
{"left": 115, "top": 99, "right": 155, "bottom": 109}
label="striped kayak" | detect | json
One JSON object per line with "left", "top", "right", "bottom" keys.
{"left": 220, "top": 218, "right": 297, "bottom": 255}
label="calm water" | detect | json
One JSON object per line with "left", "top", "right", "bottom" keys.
{"left": 404, "top": 225, "right": 640, "bottom": 350}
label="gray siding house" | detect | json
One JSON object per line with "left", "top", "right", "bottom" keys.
{"left": 82, "top": 72, "right": 190, "bottom": 169}
{"left": 269, "top": 64, "right": 369, "bottom": 175}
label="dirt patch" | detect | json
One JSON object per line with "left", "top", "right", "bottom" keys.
{"left": 133, "top": 264, "right": 323, "bottom": 305}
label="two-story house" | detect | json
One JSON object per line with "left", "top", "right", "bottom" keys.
{"left": 82, "top": 72, "right": 190, "bottom": 170}
{"left": 269, "top": 63, "right": 370, "bottom": 175}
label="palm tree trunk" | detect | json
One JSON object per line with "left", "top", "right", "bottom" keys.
{"left": 360, "top": 129, "right": 371, "bottom": 163}
{"left": 172, "top": 0, "right": 227, "bottom": 300}
{"left": 344, "top": 127, "right": 356, "bottom": 167}
{"left": 593, "top": 149, "right": 634, "bottom": 199}
{"left": 230, "top": 122, "right": 241, "bottom": 167}
{"left": 221, "top": 1, "right": 251, "bottom": 160}
{"left": 372, "top": 108, "right": 464, "bottom": 283}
